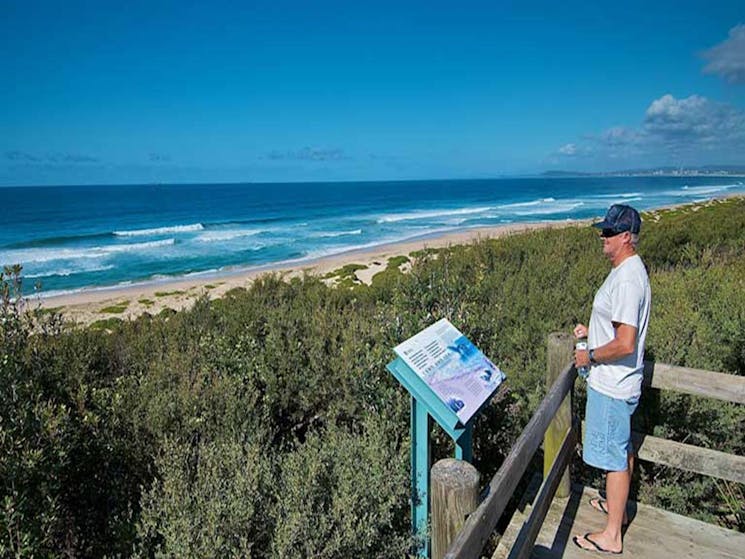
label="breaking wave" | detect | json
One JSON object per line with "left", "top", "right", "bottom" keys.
{"left": 114, "top": 223, "right": 204, "bottom": 236}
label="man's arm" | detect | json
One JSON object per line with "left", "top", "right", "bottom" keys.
{"left": 575, "top": 322, "right": 637, "bottom": 368}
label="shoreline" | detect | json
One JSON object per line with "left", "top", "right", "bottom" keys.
{"left": 33, "top": 194, "right": 742, "bottom": 325}
{"left": 36, "top": 220, "right": 577, "bottom": 324}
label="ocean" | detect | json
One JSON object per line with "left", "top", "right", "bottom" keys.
{"left": 1, "top": 177, "right": 743, "bottom": 296}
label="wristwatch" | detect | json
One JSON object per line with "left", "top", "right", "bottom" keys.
{"left": 589, "top": 349, "right": 597, "bottom": 364}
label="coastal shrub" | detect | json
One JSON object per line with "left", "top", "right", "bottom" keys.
{"left": 2, "top": 198, "right": 745, "bottom": 556}
{"left": 89, "top": 316, "right": 125, "bottom": 333}
{"left": 136, "top": 436, "right": 274, "bottom": 559}
{"left": 639, "top": 198, "right": 745, "bottom": 269}
{"left": 369, "top": 255, "right": 411, "bottom": 297}
{"left": 271, "top": 420, "right": 411, "bottom": 559}
{"left": 387, "top": 255, "right": 410, "bottom": 268}
{"left": 1, "top": 267, "right": 65, "bottom": 556}
{"left": 323, "top": 262, "right": 368, "bottom": 279}
{"left": 1, "top": 267, "right": 147, "bottom": 557}
{"left": 100, "top": 300, "right": 130, "bottom": 314}
{"left": 647, "top": 258, "right": 745, "bottom": 373}
{"left": 154, "top": 290, "right": 184, "bottom": 297}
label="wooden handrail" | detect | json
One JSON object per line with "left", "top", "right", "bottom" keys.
{"left": 443, "top": 363, "right": 576, "bottom": 559}
{"left": 643, "top": 361, "right": 745, "bottom": 404}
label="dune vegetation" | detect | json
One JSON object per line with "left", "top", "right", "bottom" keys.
{"left": 1, "top": 197, "right": 744, "bottom": 557}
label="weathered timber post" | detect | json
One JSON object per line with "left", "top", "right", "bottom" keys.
{"left": 431, "top": 458, "right": 480, "bottom": 559}
{"left": 545, "top": 332, "right": 573, "bottom": 498}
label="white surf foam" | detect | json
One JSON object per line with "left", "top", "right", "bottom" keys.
{"left": 24, "top": 264, "right": 116, "bottom": 278}
{"left": 102, "top": 239, "right": 176, "bottom": 254}
{"left": 114, "top": 223, "right": 204, "bottom": 236}
{"left": 499, "top": 197, "right": 557, "bottom": 209}
{"left": 678, "top": 184, "right": 738, "bottom": 195}
{"left": 376, "top": 206, "right": 493, "bottom": 224}
{"left": 499, "top": 198, "right": 584, "bottom": 215}
{"left": 1, "top": 239, "right": 176, "bottom": 265}
{"left": 591, "top": 192, "right": 643, "bottom": 199}
{"left": 310, "top": 229, "right": 363, "bottom": 238}
{"left": 659, "top": 183, "right": 741, "bottom": 197}
{"left": 195, "top": 229, "right": 263, "bottom": 242}
{"left": 584, "top": 195, "right": 644, "bottom": 206}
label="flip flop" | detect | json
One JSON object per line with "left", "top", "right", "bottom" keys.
{"left": 589, "top": 497, "right": 609, "bottom": 515}
{"left": 589, "top": 497, "right": 629, "bottom": 526}
{"left": 573, "top": 532, "right": 623, "bottom": 555}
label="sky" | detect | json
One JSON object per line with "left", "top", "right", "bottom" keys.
{"left": 2, "top": 0, "right": 745, "bottom": 186}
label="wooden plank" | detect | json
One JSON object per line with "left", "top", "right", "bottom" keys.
{"left": 520, "top": 484, "right": 745, "bottom": 559}
{"left": 544, "top": 334, "right": 573, "bottom": 499}
{"left": 643, "top": 362, "right": 745, "bottom": 404}
{"left": 510, "top": 425, "right": 577, "bottom": 559}
{"left": 576, "top": 420, "right": 745, "bottom": 484}
{"left": 490, "top": 474, "right": 543, "bottom": 559}
{"left": 633, "top": 431, "right": 745, "bottom": 484}
{"left": 444, "top": 363, "right": 576, "bottom": 559}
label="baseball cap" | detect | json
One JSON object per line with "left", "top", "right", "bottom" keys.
{"left": 592, "top": 204, "right": 641, "bottom": 234}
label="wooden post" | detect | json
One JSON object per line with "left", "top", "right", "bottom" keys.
{"left": 545, "top": 332, "right": 573, "bottom": 498}
{"left": 431, "top": 458, "right": 480, "bottom": 559}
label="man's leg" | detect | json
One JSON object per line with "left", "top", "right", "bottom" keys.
{"left": 575, "top": 453, "right": 633, "bottom": 553}
{"left": 575, "top": 389, "right": 635, "bottom": 553}
{"left": 625, "top": 451, "right": 633, "bottom": 524}
{"left": 602, "top": 465, "right": 630, "bottom": 544}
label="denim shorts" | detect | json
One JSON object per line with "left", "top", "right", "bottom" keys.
{"left": 583, "top": 386, "right": 639, "bottom": 472}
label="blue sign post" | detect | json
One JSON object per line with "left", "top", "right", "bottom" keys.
{"left": 387, "top": 357, "right": 498, "bottom": 558}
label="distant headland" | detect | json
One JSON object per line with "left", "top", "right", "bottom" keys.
{"left": 542, "top": 165, "right": 745, "bottom": 178}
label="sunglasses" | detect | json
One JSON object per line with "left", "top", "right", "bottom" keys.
{"left": 600, "top": 228, "right": 626, "bottom": 238}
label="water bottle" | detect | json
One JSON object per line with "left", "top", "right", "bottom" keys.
{"left": 576, "top": 336, "right": 589, "bottom": 379}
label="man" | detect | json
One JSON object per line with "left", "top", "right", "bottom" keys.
{"left": 572, "top": 204, "right": 651, "bottom": 555}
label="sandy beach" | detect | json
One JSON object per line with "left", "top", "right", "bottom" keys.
{"left": 33, "top": 194, "right": 742, "bottom": 326}
{"left": 35, "top": 220, "right": 581, "bottom": 325}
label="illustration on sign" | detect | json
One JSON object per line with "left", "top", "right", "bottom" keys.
{"left": 394, "top": 318, "right": 506, "bottom": 423}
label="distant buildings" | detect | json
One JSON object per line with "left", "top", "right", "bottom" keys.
{"left": 543, "top": 166, "right": 745, "bottom": 177}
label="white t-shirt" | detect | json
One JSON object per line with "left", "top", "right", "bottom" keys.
{"left": 588, "top": 254, "right": 651, "bottom": 400}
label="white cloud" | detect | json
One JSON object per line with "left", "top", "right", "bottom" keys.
{"left": 643, "top": 94, "right": 745, "bottom": 146}
{"left": 554, "top": 94, "right": 745, "bottom": 166}
{"left": 702, "top": 24, "right": 745, "bottom": 84}
{"left": 598, "top": 126, "right": 643, "bottom": 147}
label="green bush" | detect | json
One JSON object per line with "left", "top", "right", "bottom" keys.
{"left": 2, "top": 198, "right": 744, "bottom": 556}
{"left": 136, "top": 436, "right": 273, "bottom": 559}
{"left": 272, "top": 420, "right": 410, "bottom": 558}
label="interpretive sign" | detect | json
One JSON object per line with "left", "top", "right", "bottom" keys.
{"left": 394, "top": 318, "right": 505, "bottom": 424}
{"left": 387, "top": 318, "right": 506, "bottom": 557}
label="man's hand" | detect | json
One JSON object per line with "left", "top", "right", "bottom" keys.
{"left": 573, "top": 323, "right": 588, "bottom": 339}
{"left": 574, "top": 322, "right": 637, "bottom": 369}
{"left": 573, "top": 323, "right": 590, "bottom": 368}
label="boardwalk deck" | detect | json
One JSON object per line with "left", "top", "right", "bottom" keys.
{"left": 442, "top": 349, "right": 745, "bottom": 559}
{"left": 493, "top": 483, "right": 745, "bottom": 559}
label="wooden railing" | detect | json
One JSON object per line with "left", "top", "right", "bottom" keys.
{"left": 438, "top": 334, "right": 745, "bottom": 559}
{"left": 629, "top": 362, "right": 745, "bottom": 484}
